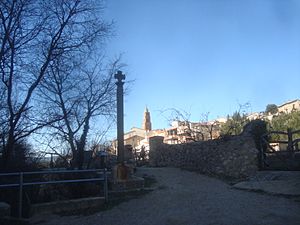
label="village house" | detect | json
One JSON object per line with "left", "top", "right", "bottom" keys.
{"left": 246, "top": 99, "right": 300, "bottom": 122}
{"left": 277, "top": 99, "right": 300, "bottom": 114}
{"left": 111, "top": 108, "right": 165, "bottom": 154}
{"left": 112, "top": 108, "right": 224, "bottom": 153}
{"left": 111, "top": 99, "right": 300, "bottom": 155}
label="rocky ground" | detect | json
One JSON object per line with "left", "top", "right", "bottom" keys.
{"left": 31, "top": 167, "right": 300, "bottom": 225}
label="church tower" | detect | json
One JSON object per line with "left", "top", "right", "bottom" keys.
{"left": 142, "top": 107, "right": 152, "bottom": 131}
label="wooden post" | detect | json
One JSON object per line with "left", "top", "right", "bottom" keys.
{"left": 104, "top": 169, "right": 108, "bottom": 203}
{"left": 287, "top": 128, "right": 295, "bottom": 160}
{"left": 18, "top": 172, "right": 23, "bottom": 218}
{"left": 258, "top": 139, "right": 264, "bottom": 170}
{"left": 287, "top": 128, "right": 293, "bottom": 151}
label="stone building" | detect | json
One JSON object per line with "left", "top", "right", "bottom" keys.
{"left": 112, "top": 108, "right": 223, "bottom": 153}
{"left": 277, "top": 99, "right": 300, "bottom": 114}
{"left": 245, "top": 99, "right": 300, "bottom": 122}
{"left": 107, "top": 100, "right": 300, "bottom": 158}
{"left": 246, "top": 112, "right": 264, "bottom": 121}
{"left": 164, "top": 120, "right": 222, "bottom": 144}
{"left": 112, "top": 108, "right": 165, "bottom": 154}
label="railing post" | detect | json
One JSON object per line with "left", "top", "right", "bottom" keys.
{"left": 258, "top": 138, "right": 264, "bottom": 170}
{"left": 18, "top": 172, "right": 23, "bottom": 218}
{"left": 287, "top": 128, "right": 294, "bottom": 158}
{"left": 104, "top": 168, "right": 108, "bottom": 203}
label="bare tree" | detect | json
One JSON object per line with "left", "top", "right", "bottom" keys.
{"left": 160, "top": 108, "right": 205, "bottom": 143}
{"left": 0, "top": 0, "right": 111, "bottom": 168}
{"left": 198, "top": 112, "right": 220, "bottom": 140}
{"left": 160, "top": 108, "right": 224, "bottom": 142}
{"left": 38, "top": 55, "right": 122, "bottom": 169}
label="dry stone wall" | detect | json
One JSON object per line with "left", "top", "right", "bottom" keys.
{"left": 149, "top": 134, "right": 259, "bottom": 179}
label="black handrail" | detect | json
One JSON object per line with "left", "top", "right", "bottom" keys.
{"left": 0, "top": 169, "right": 109, "bottom": 218}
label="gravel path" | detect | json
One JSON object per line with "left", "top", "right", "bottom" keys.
{"left": 32, "top": 167, "right": 300, "bottom": 225}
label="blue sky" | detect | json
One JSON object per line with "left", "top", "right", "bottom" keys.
{"left": 103, "top": 0, "right": 300, "bottom": 134}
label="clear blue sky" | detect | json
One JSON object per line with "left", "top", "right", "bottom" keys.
{"left": 103, "top": 0, "right": 300, "bottom": 135}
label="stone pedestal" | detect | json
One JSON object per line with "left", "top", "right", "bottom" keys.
{"left": 115, "top": 163, "right": 129, "bottom": 180}
{"left": 112, "top": 163, "right": 144, "bottom": 192}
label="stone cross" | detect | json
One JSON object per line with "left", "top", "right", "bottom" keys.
{"left": 115, "top": 71, "right": 126, "bottom": 163}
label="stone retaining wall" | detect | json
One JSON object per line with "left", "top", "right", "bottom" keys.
{"left": 149, "top": 134, "right": 259, "bottom": 179}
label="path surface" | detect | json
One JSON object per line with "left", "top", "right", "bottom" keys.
{"left": 32, "top": 167, "right": 300, "bottom": 225}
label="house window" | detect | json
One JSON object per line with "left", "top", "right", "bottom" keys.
{"left": 168, "top": 129, "right": 177, "bottom": 136}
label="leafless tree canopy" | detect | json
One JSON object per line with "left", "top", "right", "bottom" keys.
{"left": 0, "top": 0, "right": 118, "bottom": 169}
{"left": 38, "top": 55, "right": 122, "bottom": 168}
{"left": 160, "top": 108, "right": 220, "bottom": 142}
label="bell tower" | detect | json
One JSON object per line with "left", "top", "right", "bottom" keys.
{"left": 142, "top": 107, "right": 152, "bottom": 131}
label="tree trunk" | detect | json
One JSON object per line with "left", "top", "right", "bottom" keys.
{"left": 2, "top": 124, "right": 16, "bottom": 169}
{"left": 76, "top": 116, "right": 90, "bottom": 169}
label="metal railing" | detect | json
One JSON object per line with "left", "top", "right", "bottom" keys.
{"left": 0, "top": 168, "right": 109, "bottom": 218}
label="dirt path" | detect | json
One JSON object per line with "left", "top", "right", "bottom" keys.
{"left": 32, "top": 167, "right": 300, "bottom": 225}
